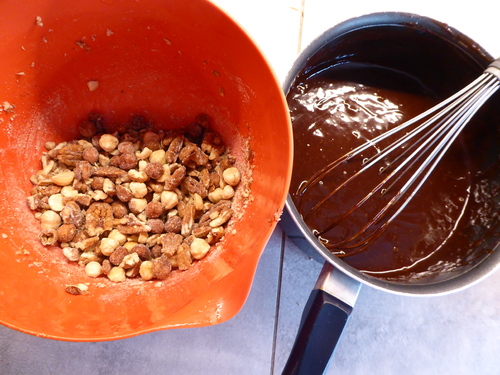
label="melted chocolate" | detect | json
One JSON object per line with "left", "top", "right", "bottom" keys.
{"left": 288, "top": 25, "right": 500, "bottom": 282}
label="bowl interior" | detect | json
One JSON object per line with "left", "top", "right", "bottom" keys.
{"left": 0, "top": 0, "right": 292, "bottom": 340}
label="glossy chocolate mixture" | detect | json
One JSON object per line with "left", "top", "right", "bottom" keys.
{"left": 288, "top": 25, "right": 500, "bottom": 282}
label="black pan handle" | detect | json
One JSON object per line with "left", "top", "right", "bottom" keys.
{"left": 281, "top": 262, "right": 361, "bottom": 375}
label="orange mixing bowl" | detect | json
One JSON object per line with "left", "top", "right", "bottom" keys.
{"left": 0, "top": 0, "right": 292, "bottom": 341}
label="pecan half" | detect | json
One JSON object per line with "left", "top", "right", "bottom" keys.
{"left": 164, "top": 165, "right": 186, "bottom": 190}
{"left": 56, "top": 144, "right": 84, "bottom": 167}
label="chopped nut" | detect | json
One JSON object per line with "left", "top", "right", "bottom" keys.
{"left": 145, "top": 162, "right": 164, "bottom": 179}
{"left": 136, "top": 147, "right": 152, "bottom": 160}
{"left": 182, "top": 204, "right": 195, "bottom": 236}
{"left": 166, "top": 135, "right": 184, "bottom": 163}
{"left": 99, "top": 134, "right": 119, "bottom": 152}
{"left": 177, "top": 243, "right": 193, "bottom": 270}
{"left": 160, "top": 233, "right": 183, "bottom": 256}
{"left": 116, "top": 184, "right": 133, "bottom": 202}
{"left": 79, "top": 251, "right": 101, "bottom": 266}
{"left": 164, "top": 165, "right": 186, "bottom": 190}
{"left": 62, "top": 247, "right": 80, "bottom": 261}
{"left": 60, "top": 185, "right": 78, "bottom": 199}
{"left": 94, "top": 166, "right": 127, "bottom": 178}
{"left": 56, "top": 144, "right": 84, "bottom": 167}
{"left": 145, "top": 201, "right": 164, "bottom": 218}
{"left": 192, "top": 225, "right": 211, "bottom": 238}
{"left": 109, "top": 246, "right": 128, "bottom": 265}
{"left": 132, "top": 244, "right": 151, "bottom": 260}
{"left": 28, "top": 113, "right": 244, "bottom": 285}
{"left": 52, "top": 171, "right": 75, "bottom": 186}
{"left": 111, "top": 201, "right": 129, "bottom": 219}
{"left": 118, "top": 152, "right": 137, "bottom": 170}
{"left": 153, "top": 256, "right": 171, "bottom": 280}
{"left": 164, "top": 215, "right": 182, "bottom": 234}
{"left": 129, "top": 182, "right": 148, "bottom": 198}
{"left": 208, "top": 187, "right": 224, "bottom": 203}
{"left": 83, "top": 146, "right": 99, "bottom": 163}
{"left": 107, "top": 266, "right": 126, "bottom": 282}
{"left": 74, "top": 161, "right": 94, "bottom": 181}
{"left": 128, "top": 198, "right": 147, "bottom": 214}
{"left": 139, "top": 261, "right": 154, "bottom": 281}
{"left": 210, "top": 207, "right": 233, "bottom": 227}
{"left": 73, "top": 236, "right": 100, "bottom": 251}
{"left": 87, "top": 80, "right": 99, "bottom": 92}
{"left": 102, "top": 178, "right": 116, "bottom": 196}
{"left": 117, "top": 214, "right": 150, "bottom": 234}
{"left": 39, "top": 228, "right": 58, "bottom": 245}
{"left": 149, "top": 149, "right": 166, "bottom": 164}
{"left": 65, "top": 284, "right": 88, "bottom": 295}
{"left": 119, "top": 252, "right": 140, "bottom": 269}
{"left": 181, "top": 176, "right": 208, "bottom": 198}
{"left": 99, "top": 237, "right": 120, "bottom": 256}
{"left": 60, "top": 201, "right": 84, "bottom": 226}
{"left": 89, "top": 190, "right": 108, "bottom": 201}
{"left": 85, "top": 261, "right": 102, "bottom": 277}
{"left": 128, "top": 169, "right": 149, "bottom": 182}
{"left": 107, "top": 229, "right": 127, "bottom": 245}
{"left": 101, "top": 259, "right": 112, "bottom": 275}
{"left": 222, "top": 185, "right": 235, "bottom": 200}
{"left": 193, "top": 193, "right": 204, "bottom": 211}
{"left": 160, "top": 190, "right": 178, "bottom": 209}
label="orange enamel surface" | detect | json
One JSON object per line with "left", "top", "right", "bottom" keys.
{"left": 0, "top": 0, "right": 292, "bottom": 341}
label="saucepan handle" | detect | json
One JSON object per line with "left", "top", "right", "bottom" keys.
{"left": 281, "top": 262, "right": 361, "bottom": 375}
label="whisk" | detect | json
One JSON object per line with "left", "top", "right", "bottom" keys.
{"left": 296, "top": 58, "right": 500, "bottom": 257}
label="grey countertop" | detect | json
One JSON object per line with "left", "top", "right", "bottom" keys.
{"left": 2, "top": 1, "right": 500, "bottom": 374}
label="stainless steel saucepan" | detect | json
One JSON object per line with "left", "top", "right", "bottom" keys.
{"left": 280, "top": 12, "right": 500, "bottom": 375}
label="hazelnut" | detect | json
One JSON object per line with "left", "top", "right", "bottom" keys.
{"left": 190, "top": 238, "right": 211, "bottom": 259}
{"left": 85, "top": 261, "right": 102, "bottom": 277}
{"left": 145, "top": 201, "right": 164, "bottom": 218}
{"left": 57, "top": 223, "right": 77, "bottom": 243}
{"left": 99, "top": 134, "right": 119, "bottom": 152}
{"left": 222, "top": 167, "right": 241, "bottom": 186}
{"left": 40, "top": 210, "right": 62, "bottom": 230}
{"left": 107, "top": 266, "right": 126, "bottom": 282}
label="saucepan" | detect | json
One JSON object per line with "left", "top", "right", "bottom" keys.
{"left": 281, "top": 12, "right": 500, "bottom": 374}
{"left": 0, "top": 0, "right": 292, "bottom": 340}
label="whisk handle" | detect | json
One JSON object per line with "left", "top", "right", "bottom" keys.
{"left": 486, "top": 57, "right": 500, "bottom": 79}
{"left": 281, "top": 263, "right": 361, "bottom": 375}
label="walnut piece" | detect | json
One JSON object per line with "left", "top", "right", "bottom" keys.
{"left": 85, "top": 202, "right": 114, "bottom": 236}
